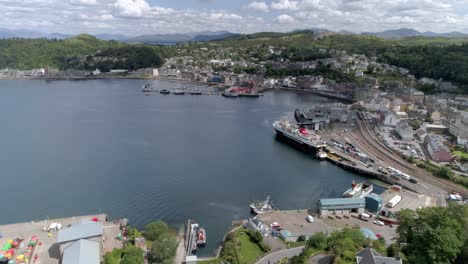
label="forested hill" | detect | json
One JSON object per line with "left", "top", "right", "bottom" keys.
{"left": 0, "top": 34, "right": 175, "bottom": 71}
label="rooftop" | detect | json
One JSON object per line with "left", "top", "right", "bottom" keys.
{"left": 319, "top": 197, "right": 366, "bottom": 206}
{"left": 62, "top": 239, "right": 100, "bottom": 264}
{"left": 356, "top": 247, "right": 402, "bottom": 264}
{"left": 58, "top": 220, "right": 103, "bottom": 244}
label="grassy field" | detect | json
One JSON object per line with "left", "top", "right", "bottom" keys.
{"left": 452, "top": 150, "right": 468, "bottom": 159}
{"left": 236, "top": 229, "right": 265, "bottom": 264}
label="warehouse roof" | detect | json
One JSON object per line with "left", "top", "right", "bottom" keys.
{"left": 319, "top": 198, "right": 365, "bottom": 206}
{"left": 365, "top": 193, "right": 383, "bottom": 203}
{"left": 62, "top": 239, "right": 100, "bottom": 264}
{"left": 58, "top": 220, "right": 103, "bottom": 244}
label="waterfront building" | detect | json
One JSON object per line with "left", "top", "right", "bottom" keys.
{"left": 58, "top": 220, "right": 103, "bottom": 264}
{"left": 365, "top": 193, "right": 383, "bottom": 213}
{"left": 319, "top": 198, "right": 365, "bottom": 216}
{"left": 62, "top": 239, "right": 100, "bottom": 264}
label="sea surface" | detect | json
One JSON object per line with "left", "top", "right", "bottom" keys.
{"left": 0, "top": 79, "right": 381, "bottom": 256}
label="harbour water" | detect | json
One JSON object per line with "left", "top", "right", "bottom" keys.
{"left": 0, "top": 79, "right": 382, "bottom": 256}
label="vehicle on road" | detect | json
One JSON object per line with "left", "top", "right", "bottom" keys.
{"left": 373, "top": 220, "right": 384, "bottom": 226}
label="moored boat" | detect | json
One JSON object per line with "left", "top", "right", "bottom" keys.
{"left": 222, "top": 92, "right": 239, "bottom": 97}
{"left": 238, "top": 93, "right": 260, "bottom": 98}
{"left": 250, "top": 195, "right": 274, "bottom": 215}
{"left": 173, "top": 89, "right": 185, "bottom": 95}
{"left": 141, "top": 84, "right": 153, "bottom": 93}
{"left": 190, "top": 90, "right": 202, "bottom": 95}
{"left": 197, "top": 228, "right": 206, "bottom": 246}
{"left": 273, "top": 121, "right": 326, "bottom": 153}
{"left": 343, "top": 180, "right": 373, "bottom": 198}
{"left": 160, "top": 89, "right": 170, "bottom": 95}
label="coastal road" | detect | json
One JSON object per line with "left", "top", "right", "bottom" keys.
{"left": 255, "top": 246, "right": 305, "bottom": 264}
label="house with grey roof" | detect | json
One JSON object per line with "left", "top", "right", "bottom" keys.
{"left": 356, "top": 248, "right": 402, "bottom": 264}
{"left": 57, "top": 220, "right": 104, "bottom": 264}
{"left": 62, "top": 239, "right": 100, "bottom": 264}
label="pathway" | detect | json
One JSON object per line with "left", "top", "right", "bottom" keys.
{"left": 255, "top": 246, "right": 305, "bottom": 264}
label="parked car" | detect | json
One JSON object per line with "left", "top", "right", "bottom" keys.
{"left": 373, "top": 220, "right": 384, "bottom": 226}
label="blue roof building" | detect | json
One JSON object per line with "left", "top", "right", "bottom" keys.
{"left": 319, "top": 198, "right": 365, "bottom": 216}
{"left": 365, "top": 193, "right": 383, "bottom": 213}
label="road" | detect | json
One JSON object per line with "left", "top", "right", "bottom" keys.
{"left": 255, "top": 246, "right": 305, "bottom": 264}
{"left": 354, "top": 111, "right": 467, "bottom": 198}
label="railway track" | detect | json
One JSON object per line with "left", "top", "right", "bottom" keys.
{"left": 354, "top": 111, "right": 467, "bottom": 196}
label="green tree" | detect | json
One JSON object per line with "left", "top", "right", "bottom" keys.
{"left": 435, "top": 166, "right": 454, "bottom": 179}
{"left": 145, "top": 220, "right": 169, "bottom": 241}
{"left": 151, "top": 233, "right": 178, "bottom": 264}
{"left": 397, "top": 206, "right": 466, "bottom": 264}
{"left": 307, "top": 232, "right": 328, "bottom": 250}
{"left": 121, "top": 245, "right": 144, "bottom": 264}
{"left": 386, "top": 243, "right": 400, "bottom": 257}
{"left": 297, "top": 235, "right": 306, "bottom": 242}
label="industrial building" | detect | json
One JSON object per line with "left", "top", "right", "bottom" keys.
{"left": 319, "top": 198, "right": 365, "bottom": 216}
{"left": 58, "top": 219, "right": 103, "bottom": 264}
{"left": 365, "top": 193, "right": 383, "bottom": 213}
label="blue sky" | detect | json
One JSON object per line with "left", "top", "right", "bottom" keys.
{"left": 1, "top": 0, "right": 467, "bottom": 35}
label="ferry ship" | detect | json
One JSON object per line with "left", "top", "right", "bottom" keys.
{"left": 250, "top": 195, "right": 274, "bottom": 215}
{"left": 273, "top": 121, "right": 326, "bottom": 152}
{"left": 343, "top": 181, "right": 373, "bottom": 198}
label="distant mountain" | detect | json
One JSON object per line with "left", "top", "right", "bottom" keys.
{"left": 123, "top": 31, "right": 238, "bottom": 44}
{"left": 0, "top": 28, "right": 70, "bottom": 39}
{"left": 94, "top": 34, "right": 129, "bottom": 41}
{"left": 361, "top": 28, "right": 468, "bottom": 38}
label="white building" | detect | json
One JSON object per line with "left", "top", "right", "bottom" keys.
{"left": 383, "top": 111, "right": 400, "bottom": 127}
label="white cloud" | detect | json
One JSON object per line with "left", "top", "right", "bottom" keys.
{"left": 271, "top": 0, "right": 299, "bottom": 11}
{"left": 69, "top": 0, "right": 97, "bottom": 5}
{"left": 275, "top": 14, "right": 296, "bottom": 24}
{"left": 0, "top": 0, "right": 467, "bottom": 35}
{"left": 113, "top": 0, "right": 151, "bottom": 18}
{"left": 247, "top": 1, "right": 269, "bottom": 12}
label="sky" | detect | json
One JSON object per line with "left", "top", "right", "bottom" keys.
{"left": 1, "top": 0, "right": 468, "bottom": 35}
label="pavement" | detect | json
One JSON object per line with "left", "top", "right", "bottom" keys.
{"left": 0, "top": 214, "right": 122, "bottom": 264}
{"left": 255, "top": 246, "right": 305, "bottom": 264}
{"left": 257, "top": 210, "right": 335, "bottom": 241}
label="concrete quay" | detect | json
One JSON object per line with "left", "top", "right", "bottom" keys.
{"left": 0, "top": 214, "right": 123, "bottom": 264}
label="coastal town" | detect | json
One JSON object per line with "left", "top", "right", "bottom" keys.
{"left": 1, "top": 41, "right": 467, "bottom": 264}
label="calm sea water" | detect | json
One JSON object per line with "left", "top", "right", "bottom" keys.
{"left": 0, "top": 79, "right": 380, "bottom": 256}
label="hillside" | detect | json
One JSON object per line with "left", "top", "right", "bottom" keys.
{"left": 0, "top": 34, "right": 174, "bottom": 71}
{"left": 210, "top": 32, "right": 468, "bottom": 91}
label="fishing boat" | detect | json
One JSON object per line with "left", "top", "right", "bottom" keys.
{"left": 250, "top": 195, "right": 274, "bottom": 215}
{"left": 197, "top": 228, "right": 206, "bottom": 246}
{"left": 343, "top": 181, "right": 373, "bottom": 198}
